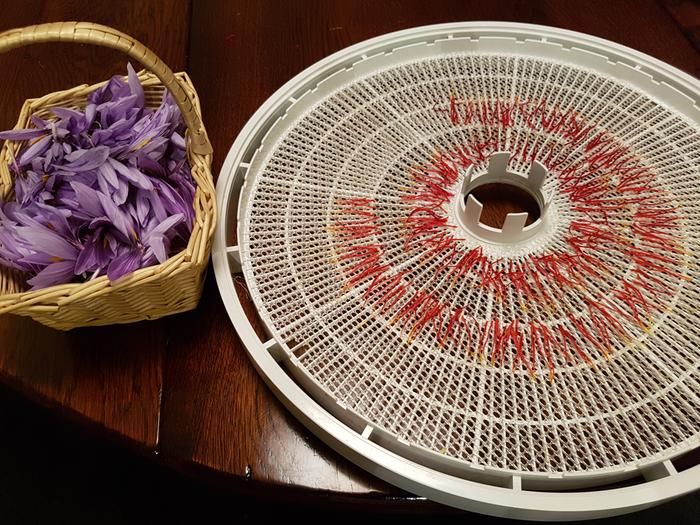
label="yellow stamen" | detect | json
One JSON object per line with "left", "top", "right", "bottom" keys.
{"left": 133, "top": 137, "right": 151, "bottom": 150}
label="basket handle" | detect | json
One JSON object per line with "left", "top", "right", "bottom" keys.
{"left": 0, "top": 21, "right": 213, "bottom": 155}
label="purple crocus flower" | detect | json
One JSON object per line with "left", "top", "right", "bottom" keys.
{"left": 0, "top": 63, "right": 197, "bottom": 290}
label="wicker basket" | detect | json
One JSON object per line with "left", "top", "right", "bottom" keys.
{"left": 0, "top": 22, "right": 216, "bottom": 330}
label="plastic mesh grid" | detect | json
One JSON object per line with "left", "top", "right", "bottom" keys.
{"left": 241, "top": 53, "right": 700, "bottom": 474}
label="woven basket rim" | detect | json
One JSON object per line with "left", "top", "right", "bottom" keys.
{"left": 0, "top": 69, "right": 216, "bottom": 309}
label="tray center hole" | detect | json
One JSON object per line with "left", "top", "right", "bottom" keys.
{"left": 467, "top": 183, "right": 541, "bottom": 229}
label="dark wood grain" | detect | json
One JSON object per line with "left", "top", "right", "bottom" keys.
{"left": 0, "top": 0, "right": 698, "bottom": 508}
{"left": 662, "top": 0, "right": 700, "bottom": 57}
{"left": 0, "top": 0, "right": 190, "bottom": 448}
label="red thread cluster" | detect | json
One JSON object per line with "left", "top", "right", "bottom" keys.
{"left": 330, "top": 98, "right": 686, "bottom": 381}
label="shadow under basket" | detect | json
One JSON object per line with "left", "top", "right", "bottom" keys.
{"left": 0, "top": 22, "right": 216, "bottom": 330}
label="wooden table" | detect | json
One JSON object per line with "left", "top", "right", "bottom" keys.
{"left": 0, "top": 0, "right": 698, "bottom": 513}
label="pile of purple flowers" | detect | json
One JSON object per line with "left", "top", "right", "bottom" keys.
{"left": 0, "top": 64, "right": 196, "bottom": 290}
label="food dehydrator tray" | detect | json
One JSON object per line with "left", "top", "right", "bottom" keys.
{"left": 213, "top": 22, "right": 700, "bottom": 520}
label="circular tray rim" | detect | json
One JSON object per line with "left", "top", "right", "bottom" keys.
{"left": 213, "top": 21, "right": 700, "bottom": 520}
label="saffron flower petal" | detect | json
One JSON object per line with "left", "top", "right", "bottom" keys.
{"left": 0, "top": 64, "right": 197, "bottom": 289}
{"left": 107, "top": 248, "right": 143, "bottom": 281}
{"left": 26, "top": 260, "right": 76, "bottom": 290}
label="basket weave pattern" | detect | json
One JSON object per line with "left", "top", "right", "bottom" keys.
{"left": 0, "top": 22, "right": 216, "bottom": 330}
